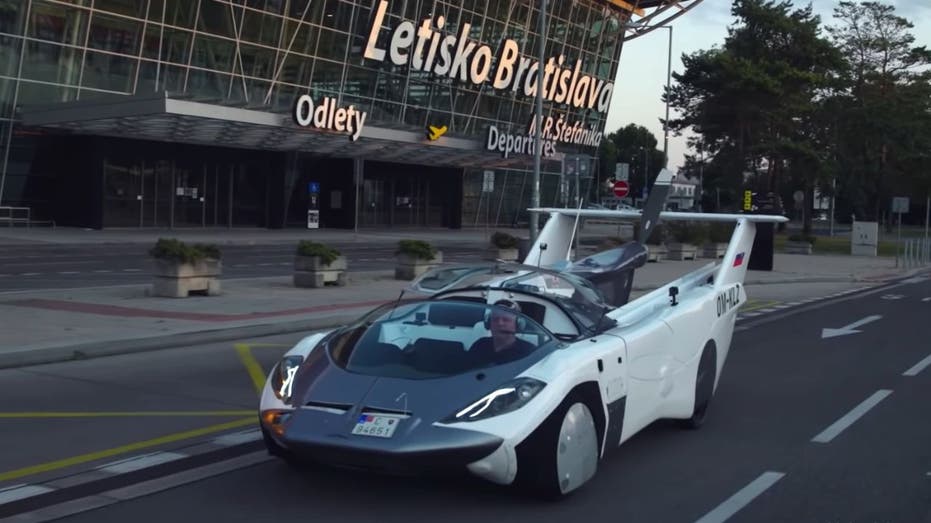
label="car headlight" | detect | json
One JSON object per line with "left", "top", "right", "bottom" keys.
{"left": 270, "top": 356, "right": 303, "bottom": 404}
{"left": 446, "top": 378, "right": 546, "bottom": 422}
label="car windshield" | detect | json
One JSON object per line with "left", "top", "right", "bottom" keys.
{"left": 328, "top": 299, "right": 554, "bottom": 379}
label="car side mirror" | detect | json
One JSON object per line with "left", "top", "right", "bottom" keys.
{"left": 669, "top": 286, "right": 679, "bottom": 306}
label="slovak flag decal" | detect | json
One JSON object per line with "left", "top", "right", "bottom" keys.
{"left": 733, "top": 252, "right": 745, "bottom": 267}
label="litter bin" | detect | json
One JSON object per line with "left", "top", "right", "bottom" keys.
{"left": 747, "top": 192, "right": 784, "bottom": 272}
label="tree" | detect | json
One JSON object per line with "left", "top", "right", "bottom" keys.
{"left": 826, "top": 1, "right": 931, "bottom": 225}
{"left": 598, "top": 124, "right": 665, "bottom": 202}
{"left": 666, "top": 0, "right": 844, "bottom": 231}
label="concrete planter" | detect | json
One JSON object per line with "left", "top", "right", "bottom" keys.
{"left": 484, "top": 247, "right": 519, "bottom": 262}
{"left": 645, "top": 244, "right": 666, "bottom": 262}
{"left": 151, "top": 258, "right": 222, "bottom": 297}
{"left": 701, "top": 242, "right": 728, "bottom": 259}
{"left": 395, "top": 251, "right": 443, "bottom": 280}
{"left": 784, "top": 241, "right": 813, "bottom": 255}
{"left": 293, "top": 255, "right": 348, "bottom": 288}
{"left": 666, "top": 242, "right": 698, "bottom": 261}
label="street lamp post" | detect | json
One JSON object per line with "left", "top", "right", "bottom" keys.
{"left": 661, "top": 25, "right": 673, "bottom": 167}
{"left": 529, "top": 0, "right": 547, "bottom": 243}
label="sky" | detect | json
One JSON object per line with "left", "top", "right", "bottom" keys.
{"left": 606, "top": 0, "right": 931, "bottom": 174}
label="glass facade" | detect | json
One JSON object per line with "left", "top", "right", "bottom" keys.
{"left": 0, "top": 0, "right": 630, "bottom": 228}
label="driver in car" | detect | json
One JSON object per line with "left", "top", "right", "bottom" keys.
{"left": 469, "top": 300, "right": 536, "bottom": 364}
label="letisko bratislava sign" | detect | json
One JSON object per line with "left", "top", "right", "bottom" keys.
{"left": 294, "top": 0, "right": 612, "bottom": 156}
{"left": 363, "top": 0, "right": 610, "bottom": 158}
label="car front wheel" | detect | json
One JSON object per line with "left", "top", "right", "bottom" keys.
{"left": 515, "top": 394, "right": 600, "bottom": 499}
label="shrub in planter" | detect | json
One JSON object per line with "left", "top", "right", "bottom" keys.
{"left": 665, "top": 222, "right": 706, "bottom": 260}
{"left": 293, "top": 240, "right": 347, "bottom": 288}
{"left": 486, "top": 231, "right": 519, "bottom": 261}
{"left": 395, "top": 239, "right": 442, "bottom": 280}
{"left": 149, "top": 238, "right": 222, "bottom": 297}
{"left": 785, "top": 233, "right": 815, "bottom": 254}
{"left": 644, "top": 224, "right": 667, "bottom": 262}
{"left": 702, "top": 222, "right": 734, "bottom": 258}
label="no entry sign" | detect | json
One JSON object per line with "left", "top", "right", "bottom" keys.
{"left": 613, "top": 180, "right": 630, "bottom": 198}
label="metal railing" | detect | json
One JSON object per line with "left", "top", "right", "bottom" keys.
{"left": 899, "top": 238, "right": 931, "bottom": 269}
{"left": 0, "top": 206, "right": 30, "bottom": 227}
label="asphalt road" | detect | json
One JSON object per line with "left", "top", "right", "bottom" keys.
{"left": 1, "top": 276, "right": 930, "bottom": 522}
{"left": 0, "top": 243, "right": 486, "bottom": 291}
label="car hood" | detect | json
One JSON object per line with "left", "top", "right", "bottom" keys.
{"left": 288, "top": 342, "right": 555, "bottom": 424}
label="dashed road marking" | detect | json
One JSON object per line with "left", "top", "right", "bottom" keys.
{"left": 213, "top": 429, "right": 261, "bottom": 446}
{"left": 0, "top": 418, "right": 254, "bottom": 483}
{"left": 57, "top": 271, "right": 80, "bottom": 275}
{"left": 812, "top": 390, "right": 893, "bottom": 444}
{"left": 693, "top": 471, "right": 786, "bottom": 523}
{"left": 97, "top": 451, "right": 186, "bottom": 474}
{"left": 903, "top": 353, "right": 931, "bottom": 377}
{"left": 0, "top": 483, "right": 56, "bottom": 504}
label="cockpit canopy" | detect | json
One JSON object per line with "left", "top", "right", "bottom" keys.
{"left": 409, "top": 263, "right": 614, "bottom": 334}
{"left": 328, "top": 299, "right": 554, "bottom": 379}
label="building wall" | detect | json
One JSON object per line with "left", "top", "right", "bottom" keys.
{"left": 0, "top": 0, "right": 629, "bottom": 225}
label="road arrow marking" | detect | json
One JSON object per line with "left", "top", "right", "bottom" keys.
{"left": 821, "top": 315, "right": 883, "bottom": 339}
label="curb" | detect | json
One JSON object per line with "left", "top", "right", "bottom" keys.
{"left": 2, "top": 270, "right": 925, "bottom": 370}
{"left": 0, "top": 311, "right": 367, "bottom": 370}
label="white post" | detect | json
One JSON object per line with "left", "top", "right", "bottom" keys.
{"left": 925, "top": 195, "right": 929, "bottom": 243}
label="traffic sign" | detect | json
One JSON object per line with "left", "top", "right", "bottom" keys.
{"left": 613, "top": 180, "right": 630, "bottom": 198}
{"left": 743, "top": 190, "right": 753, "bottom": 211}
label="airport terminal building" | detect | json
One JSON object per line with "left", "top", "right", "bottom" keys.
{"left": 0, "top": 0, "right": 645, "bottom": 229}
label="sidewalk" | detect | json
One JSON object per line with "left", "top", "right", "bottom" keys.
{"left": 0, "top": 241, "right": 921, "bottom": 369}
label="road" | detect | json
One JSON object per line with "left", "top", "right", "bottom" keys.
{"left": 0, "top": 243, "right": 486, "bottom": 291}
{"left": 1, "top": 276, "right": 929, "bottom": 522}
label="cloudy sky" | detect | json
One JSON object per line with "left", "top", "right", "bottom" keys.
{"left": 606, "top": 0, "right": 931, "bottom": 173}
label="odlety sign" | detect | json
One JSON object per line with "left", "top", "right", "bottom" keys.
{"left": 292, "top": 95, "right": 368, "bottom": 141}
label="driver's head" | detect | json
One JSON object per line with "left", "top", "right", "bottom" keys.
{"left": 489, "top": 299, "right": 521, "bottom": 335}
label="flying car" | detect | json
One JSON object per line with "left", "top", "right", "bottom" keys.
{"left": 258, "top": 169, "right": 788, "bottom": 498}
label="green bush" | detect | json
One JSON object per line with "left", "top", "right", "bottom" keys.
{"left": 397, "top": 239, "right": 436, "bottom": 261}
{"left": 149, "top": 238, "right": 221, "bottom": 264}
{"left": 788, "top": 233, "right": 817, "bottom": 244}
{"left": 667, "top": 222, "right": 709, "bottom": 244}
{"left": 490, "top": 231, "right": 519, "bottom": 249}
{"left": 296, "top": 240, "right": 341, "bottom": 265}
{"left": 708, "top": 222, "right": 734, "bottom": 243}
{"left": 597, "top": 237, "right": 627, "bottom": 252}
{"left": 645, "top": 224, "right": 666, "bottom": 245}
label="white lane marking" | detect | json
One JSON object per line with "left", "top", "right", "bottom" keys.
{"left": 21, "top": 273, "right": 40, "bottom": 276}
{"left": 881, "top": 294, "right": 905, "bottom": 300}
{"left": 0, "top": 483, "right": 55, "bottom": 504}
{"left": 811, "top": 390, "right": 893, "bottom": 443}
{"left": 57, "top": 271, "right": 80, "bottom": 275}
{"left": 903, "top": 277, "right": 928, "bottom": 284}
{"left": 93, "top": 270, "right": 111, "bottom": 273}
{"left": 922, "top": 297, "right": 931, "bottom": 302}
{"left": 122, "top": 268, "right": 142, "bottom": 272}
{"left": 693, "top": 471, "right": 786, "bottom": 523}
{"left": 212, "top": 429, "right": 261, "bottom": 446}
{"left": 96, "top": 451, "right": 186, "bottom": 474}
{"left": 903, "top": 354, "right": 931, "bottom": 377}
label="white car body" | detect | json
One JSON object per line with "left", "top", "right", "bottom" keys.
{"left": 259, "top": 169, "right": 786, "bottom": 497}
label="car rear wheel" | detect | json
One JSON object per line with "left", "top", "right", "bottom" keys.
{"left": 515, "top": 394, "right": 600, "bottom": 499}
{"left": 680, "top": 343, "right": 716, "bottom": 430}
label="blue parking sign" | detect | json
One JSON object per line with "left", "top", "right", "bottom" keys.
{"left": 308, "top": 182, "right": 320, "bottom": 194}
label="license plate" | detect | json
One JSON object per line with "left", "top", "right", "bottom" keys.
{"left": 351, "top": 414, "right": 400, "bottom": 438}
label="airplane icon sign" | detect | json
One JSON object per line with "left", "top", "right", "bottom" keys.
{"left": 426, "top": 125, "right": 448, "bottom": 141}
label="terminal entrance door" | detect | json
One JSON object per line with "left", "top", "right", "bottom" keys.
{"left": 360, "top": 172, "right": 443, "bottom": 227}
{"left": 102, "top": 158, "right": 249, "bottom": 228}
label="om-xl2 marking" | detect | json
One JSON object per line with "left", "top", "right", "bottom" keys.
{"left": 716, "top": 284, "right": 741, "bottom": 317}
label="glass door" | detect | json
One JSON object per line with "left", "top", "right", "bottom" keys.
{"left": 362, "top": 177, "right": 386, "bottom": 226}
{"left": 102, "top": 159, "right": 143, "bottom": 227}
